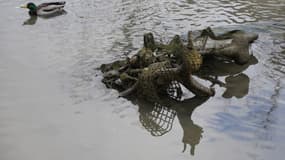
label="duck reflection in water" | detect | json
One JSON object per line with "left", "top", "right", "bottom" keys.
{"left": 136, "top": 96, "right": 209, "bottom": 155}
{"left": 23, "top": 15, "right": 38, "bottom": 25}
{"left": 196, "top": 54, "right": 258, "bottom": 98}
{"left": 22, "top": 10, "right": 67, "bottom": 25}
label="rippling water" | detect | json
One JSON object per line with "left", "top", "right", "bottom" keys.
{"left": 0, "top": 0, "right": 285, "bottom": 160}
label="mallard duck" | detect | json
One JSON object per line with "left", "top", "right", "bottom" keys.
{"left": 20, "top": 2, "right": 66, "bottom": 16}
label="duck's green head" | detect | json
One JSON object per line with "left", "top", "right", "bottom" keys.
{"left": 21, "top": 2, "right": 37, "bottom": 15}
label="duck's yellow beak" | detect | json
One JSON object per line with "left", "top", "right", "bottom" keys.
{"left": 20, "top": 5, "right": 27, "bottom": 9}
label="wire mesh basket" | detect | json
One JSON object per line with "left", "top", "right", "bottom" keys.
{"left": 139, "top": 102, "right": 176, "bottom": 136}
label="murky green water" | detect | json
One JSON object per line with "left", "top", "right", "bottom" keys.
{"left": 0, "top": 0, "right": 285, "bottom": 160}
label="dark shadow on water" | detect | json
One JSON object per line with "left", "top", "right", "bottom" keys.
{"left": 186, "top": 0, "right": 196, "bottom": 4}
{"left": 133, "top": 96, "right": 209, "bottom": 156}
{"left": 196, "top": 55, "right": 258, "bottom": 99}
{"left": 222, "top": 73, "right": 249, "bottom": 98}
{"left": 22, "top": 10, "right": 67, "bottom": 25}
{"left": 23, "top": 15, "right": 38, "bottom": 25}
{"left": 128, "top": 54, "right": 259, "bottom": 155}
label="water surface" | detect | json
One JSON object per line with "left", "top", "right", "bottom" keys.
{"left": 0, "top": 0, "right": 285, "bottom": 160}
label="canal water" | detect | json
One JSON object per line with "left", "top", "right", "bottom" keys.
{"left": 0, "top": 0, "right": 284, "bottom": 160}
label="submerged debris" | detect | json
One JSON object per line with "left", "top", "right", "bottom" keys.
{"left": 100, "top": 27, "right": 258, "bottom": 103}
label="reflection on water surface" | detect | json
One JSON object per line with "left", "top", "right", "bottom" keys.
{"left": 136, "top": 51, "right": 259, "bottom": 155}
{"left": 137, "top": 96, "right": 208, "bottom": 155}
{"left": 22, "top": 10, "right": 67, "bottom": 25}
